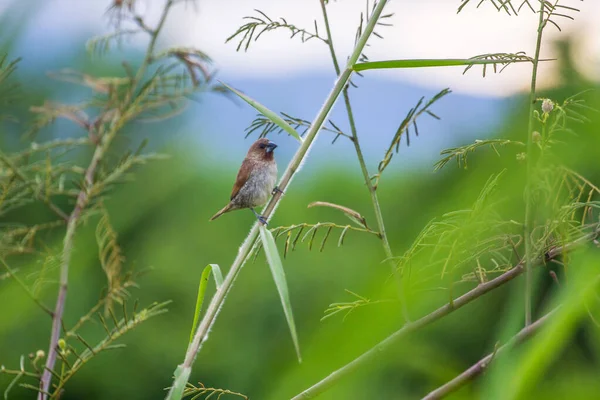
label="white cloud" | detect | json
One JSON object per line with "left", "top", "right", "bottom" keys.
{"left": 24, "top": 0, "right": 600, "bottom": 97}
{"left": 164, "top": 0, "right": 599, "bottom": 97}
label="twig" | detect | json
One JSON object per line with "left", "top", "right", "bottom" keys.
{"left": 37, "top": 3, "right": 176, "bottom": 399}
{"left": 0, "top": 149, "right": 69, "bottom": 221}
{"left": 290, "top": 230, "right": 597, "bottom": 399}
{"left": 166, "top": 0, "right": 392, "bottom": 396}
{"left": 421, "top": 308, "right": 557, "bottom": 400}
{"left": 524, "top": 0, "right": 547, "bottom": 327}
{"left": 318, "top": 0, "right": 409, "bottom": 320}
{"left": 0, "top": 257, "right": 53, "bottom": 316}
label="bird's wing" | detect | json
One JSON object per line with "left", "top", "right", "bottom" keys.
{"left": 230, "top": 158, "right": 254, "bottom": 200}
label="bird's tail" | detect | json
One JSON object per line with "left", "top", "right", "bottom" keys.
{"left": 209, "top": 203, "right": 232, "bottom": 221}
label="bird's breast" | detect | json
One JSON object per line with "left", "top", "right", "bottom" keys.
{"left": 234, "top": 161, "right": 277, "bottom": 208}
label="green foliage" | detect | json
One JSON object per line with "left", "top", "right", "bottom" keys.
{"left": 0, "top": 54, "right": 21, "bottom": 118}
{"left": 321, "top": 289, "right": 395, "bottom": 322}
{"left": 166, "top": 365, "right": 192, "bottom": 400}
{"left": 0, "top": 0, "right": 221, "bottom": 398}
{"left": 2, "top": 1, "right": 600, "bottom": 399}
{"left": 435, "top": 139, "right": 525, "bottom": 170}
{"left": 226, "top": 9, "right": 326, "bottom": 52}
{"left": 353, "top": 53, "right": 535, "bottom": 75}
{"left": 220, "top": 82, "right": 303, "bottom": 143}
{"left": 259, "top": 225, "right": 302, "bottom": 363}
{"left": 182, "top": 381, "right": 248, "bottom": 400}
{"left": 371, "top": 88, "right": 451, "bottom": 188}
{"left": 245, "top": 113, "right": 351, "bottom": 143}
{"left": 188, "top": 264, "right": 223, "bottom": 343}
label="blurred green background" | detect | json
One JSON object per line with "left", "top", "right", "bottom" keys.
{"left": 1, "top": 1, "right": 600, "bottom": 399}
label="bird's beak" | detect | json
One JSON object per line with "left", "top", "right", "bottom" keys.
{"left": 266, "top": 142, "right": 278, "bottom": 153}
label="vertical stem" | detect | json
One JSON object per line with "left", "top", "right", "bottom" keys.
{"left": 167, "top": 1, "right": 391, "bottom": 397}
{"left": 319, "top": 0, "right": 409, "bottom": 320}
{"left": 524, "top": 0, "right": 546, "bottom": 327}
{"left": 38, "top": 3, "right": 175, "bottom": 398}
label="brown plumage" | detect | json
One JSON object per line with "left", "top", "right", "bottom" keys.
{"left": 210, "top": 138, "right": 279, "bottom": 224}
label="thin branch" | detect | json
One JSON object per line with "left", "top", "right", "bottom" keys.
{"left": 0, "top": 257, "right": 53, "bottom": 316}
{"left": 524, "top": 0, "right": 547, "bottom": 327}
{"left": 0, "top": 149, "right": 68, "bottom": 221}
{"left": 291, "top": 229, "right": 598, "bottom": 399}
{"left": 318, "top": 0, "right": 410, "bottom": 320}
{"left": 166, "top": 0, "right": 392, "bottom": 396}
{"left": 422, "top": 308, "right": 556, "bottom": 400}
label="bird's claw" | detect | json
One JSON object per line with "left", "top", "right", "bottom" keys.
{"left": 258, "top": 215, "right": 268, "bottom": 225}
{"left": 272, "top": 186, "right": 284, "bottom": 195}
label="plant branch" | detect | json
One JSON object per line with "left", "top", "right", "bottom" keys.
{"left": 422, "top": 308, "right": 556, "bottom": 400}
{"left": 318, "top": 0, "right": 409, "bottom": 320}
{"left": 524, "top": 0, "right": 547, "bottom": 327}
{"left": 291, "top": 229, "right": 598, "bottom": 399}
{"left": 0, "top": 149, "right": 69, "bottom": 221}
{"left": 167, "top": 1, "right": 392, "bottom": 397}
{"left": 38, "top": 3, "right": 176, "bottom": 398}
{"left": 0, "top": 257, "right": 54, "bottom": 316}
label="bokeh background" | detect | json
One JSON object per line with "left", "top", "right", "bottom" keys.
{"left": 1, "top": 0, "right": 599, "bottom": 399}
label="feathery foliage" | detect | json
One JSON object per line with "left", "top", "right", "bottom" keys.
{"left": 182, "top": 382, "right": 248, "bottom": 400}
{"left": 1, "top": 0, "right": 219, "bottom": 398}
{"left": 371, "top": 88, "right": 451, "bottom": 188}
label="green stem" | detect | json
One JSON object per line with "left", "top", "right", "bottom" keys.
{"left": 166, "top": 1, "right": 392, "bottom": 397}
{"left": 126, "top": 0, "right": 174, "bottom": 103}
{"left": 319, "top": 0, "right": 409, "bottom": 320}
{"left": 524, "top": 0, "right": 547, "bottom": 327}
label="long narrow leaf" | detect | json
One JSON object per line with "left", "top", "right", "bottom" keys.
{"left": 220, "top": 82, "right": 303, "bottom": 143}
{"left": 188, "top": 264, "right": 223, "bottom": 343}
{"left": 165, "top": 365, "right": 191, "bottom": 400}
{"left": 353, "top": 58, "right": 533, "bottom": 71}
{"left": 259, "top": 225, "right": 302, "bottom": 362}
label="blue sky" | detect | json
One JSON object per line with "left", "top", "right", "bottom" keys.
{"left": 4, "top": 0, "right": 596, "bottom": 173}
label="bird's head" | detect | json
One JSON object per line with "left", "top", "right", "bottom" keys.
{"left": 247, "top": 138, "right": 277, "bottom": 161}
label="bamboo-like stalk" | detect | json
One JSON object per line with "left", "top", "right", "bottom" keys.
{"left": 167, "top": 0, "right": 392, "bottom": 396}
{"left": 38, "top": 2, "right": 175, "bottom": 398}
{"left": 291, "top": 230, "right": 597, "bottom": 399}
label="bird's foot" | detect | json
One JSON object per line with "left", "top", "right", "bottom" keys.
{"left": 272, "top": 186, "right": 284, "bottom": 195}
{"left": 251, "top": 207, "right": 268, "bottom": 225}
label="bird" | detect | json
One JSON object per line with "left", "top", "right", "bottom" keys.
{"left": 210, "top": 138, "right": 280, "bottom": 225}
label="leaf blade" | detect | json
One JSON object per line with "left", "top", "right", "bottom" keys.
{"left": 259, "top": 225, "right": 302, "bottom": 362}
{"left": 188, "top": 264, "right": 223, "bottom": 344}
{"left": 165, "top": 365, "right": 191, "bottom": 400}
{"left": 353, "top": 58, "right": 533, "bottom": 71}
{"left": 220, "top": 82, "right": 303, "bottom": 143}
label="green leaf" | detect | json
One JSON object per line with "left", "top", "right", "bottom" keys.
{"left": 259, "top": 225, "right": 302, "bottom": 362}
{"left": 165, "top": 365, "right": 191, "bottom": 400}
{"left": 353, "top": 58, "right": 531, "bottom": 71}
{"left": 188, "top": 264, "right": 223, "bottom": 344}
{"left": 219, "top": 81, "right": 303, "bottom": 143}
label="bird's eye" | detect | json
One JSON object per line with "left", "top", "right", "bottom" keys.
{"left": 259, "top": 144, "right": 266, "bottom": 149}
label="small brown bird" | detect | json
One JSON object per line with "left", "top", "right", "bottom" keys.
{"left": 210, "top": 138, "right": 280, "bottom": 224}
